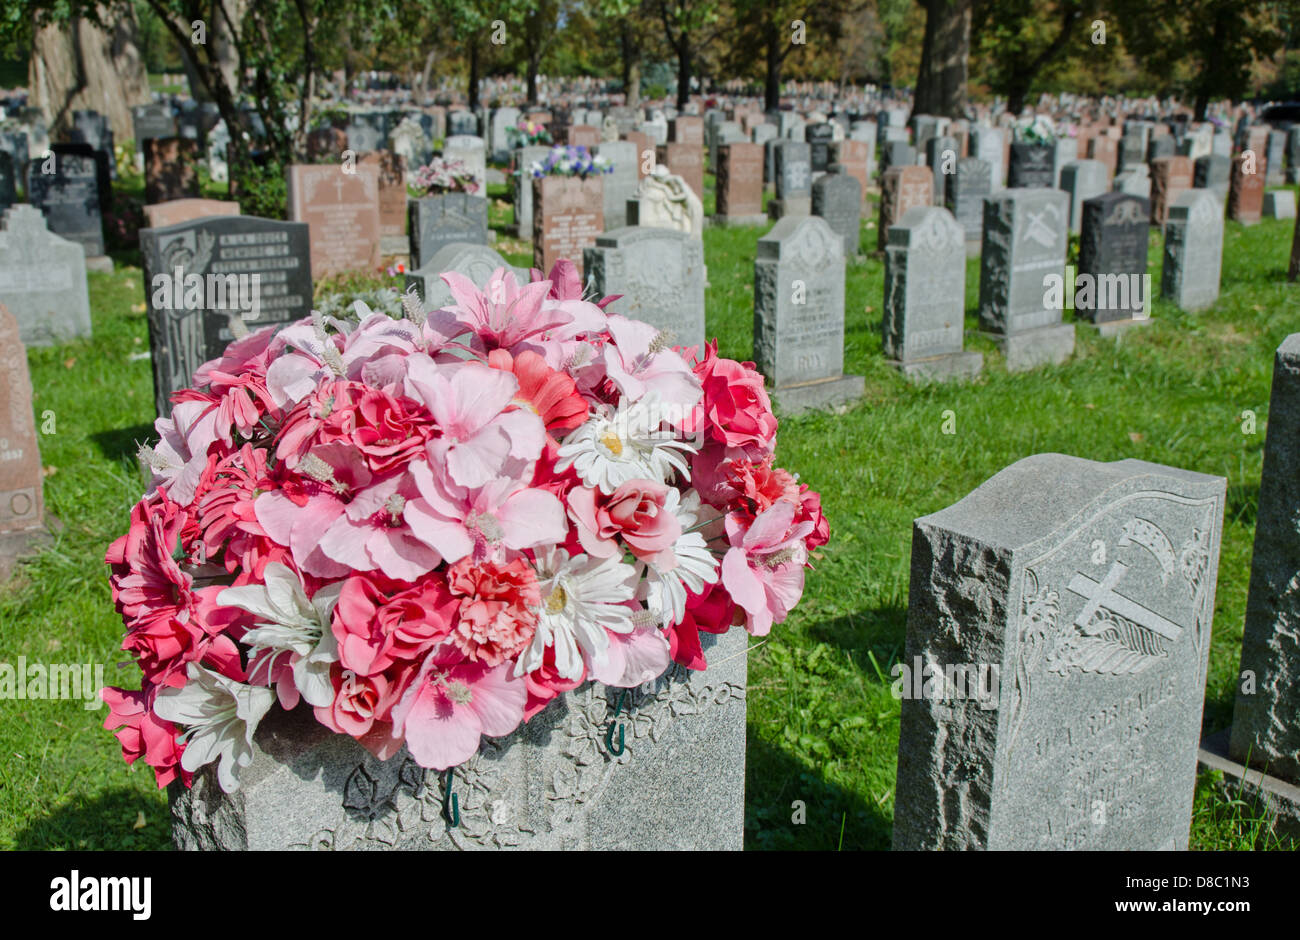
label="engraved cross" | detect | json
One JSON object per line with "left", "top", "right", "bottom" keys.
{"left": 1067, "top": 560, "right": 1183, "bottom": 641}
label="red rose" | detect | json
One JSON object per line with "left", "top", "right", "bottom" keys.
{"left": 693, "top": 341, "right": 778, "bottom": 450}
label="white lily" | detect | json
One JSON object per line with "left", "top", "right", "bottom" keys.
{"left": 217, "top": 562, "right": 341, "bottom": 709}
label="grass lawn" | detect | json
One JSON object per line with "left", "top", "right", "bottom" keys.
{"left": 1, "top": 166, "right": 1297, "bottom": 850}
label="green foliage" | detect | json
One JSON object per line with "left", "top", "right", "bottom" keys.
{"left": 231, "top": 160, "right": 287, "bottom": 221}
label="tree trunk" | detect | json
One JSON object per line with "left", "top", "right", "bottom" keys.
{"left": 912, "top": 0, "right": 971, "bottom": 119}
{"left": 418, "top": 48, "right": 436, "bottom": 104}
{"left": 676, "top": 43, "right": 691, "bottom": 110}
{"left": 29, "top": 4, "right": 151, "bottom": 143}
{"left": 622, "top": 23, "right": 641, "bottom": 107}
{"left": 527, "top": 55, "right": 539, "bottom": 105}
{"left": 468, "top": 40, "right": 480, "bottom": 111}
{"left": 764, "top": 30, "right": 781, "bottom": 112}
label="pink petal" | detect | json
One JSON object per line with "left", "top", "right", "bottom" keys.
{"left": 497, "top": 488, "right": 567, "bottom": 551}
{"left": 465, "top": 664, "right": 527, "bottom": 738}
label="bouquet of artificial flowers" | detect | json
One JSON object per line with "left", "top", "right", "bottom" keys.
{"left": 408, "top": 157, "right": 480, "bottom": 197}
{"left": 527, "top": 145, "right": 613, "bottom": 180}
{"left": 102, "top": 261, "right": 826, "bottom": 793}
{"left": 507, "top": 116, "right": 553, "bottom": 147}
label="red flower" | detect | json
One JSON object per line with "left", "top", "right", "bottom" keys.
{"left": 487, "top": 348, "right": 588, "bottom": 436}
{"left": 445, "top": 558, "right": 541, "bottom": 667}
{"left": 692, "top": 341, "right": 777, "bottom": 450}
{"left": 101, "top": 683, "right": 191, "bottom": 789}
{"left": 332, "top": 571, "right": 458, "bottom": 677}
{"left": 668, "top": 582, "right": 739, "bottom": 670}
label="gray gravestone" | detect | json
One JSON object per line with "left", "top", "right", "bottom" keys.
{"left": 753, "top": 214, "right": 863, "bottom": 412}
{"left": 490, "top": 106, "right": 521, "bottom": 162}
{"left": 1076, "top": 192, "right": 1151, "bottom": 331}
{"left": 1193, "top": 154, "right": 1230, "bottom": 202}
{"left": 812, "top": 171, "right": 862, "bottom": 258}
{"left": 0, "top": 204, "right": 91, "bottom": 347}
{"left": 141, "top": 215, "right": 313, "bottom": 417}
{"left": 881, "top": 141, "right": 917, "bottom": 176}
{"left": 441, "top": 135, "right": 487, "bottom": 192}
{"left": 133, "top": 103, "right": 177, "bottom": 150}
{"left": 1263, "top": 190, "right": 1296, "bottom": 220}
{"left": 1161, "top": 189, "right": 1223, "bottom": 312}
{"left": 926, "top": 135, "right": 958, "bottom": 202}
{"left": 970, "top": 126, "right": 1006, "bottom": 192}
{"left": 977, "top": 188, "right": 1074, "bottom": 371}
{"left": 408, "top": 193, "right": 489, "bottom": 270}
{"left": 585, "top": 226, "right": 705, "bottom": 352}
{"left": 806, "top": 123, "right": 835, "bottom": 173}
{"left": 406, "top": 242, "right": 528, "bottom": 312}
{"left": 25, "top": 148, "right": 104, "bottom": 257}
{"left": 1267, "top": 130, "right": 1287, "bottom": 186}
{"left": 1008, "top": 143, "right": 1055, "bottom": 189}
{"left": 1288, "top": 127, "right": 1300, "bottom": 184}
{"left": 512, "top": 145, "right": 552, "bottom": 237}
{"left": 947, "top": 157, "right": 990, "bottom": 254}
{"left": 596, "top": 140, "right": 638, "bottom": 232}
{"left": 771, "top": 140, "right": 812, "bottom": 219}
{"left": 894, "top": 453, "right": 1226, "bottom": 850}
{"left": 171, "top": 626, "right": 747, "bottom": 850}
{"left": 882, "top": 205, "right": 982, "bottom": 382}
{"left": 1059, "top": 160, "right": 1108, "bottom": 234}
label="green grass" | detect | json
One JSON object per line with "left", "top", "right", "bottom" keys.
{"left": 1, "top": 174, "right": 1297, "bottom": 850}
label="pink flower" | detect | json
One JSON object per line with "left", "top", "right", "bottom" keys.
{"left": 101, "top": 684, "right": 191, "bottom": 788}
{"left": 720, "top": 500, "right": 812, "bottom": 636}
{"left": 332, "top": 572, "right": 458, "bottom": 677}
{"left": 589, "top": 620, "right": 671, "bottom": 687}
{"left": 391, "top": 649, "right": 528, "bottom": 769}
{"left": 314, "top": 665, "right": 404, "bottom": 753}
{"left": 193, "top": 323, "right": 283, "bottom": 390}
{"left": 195, "top": 444, "right": 288, "bottom": 577}
{"left": 314, "top": 470, "right": 442, "bottom": 582}
{"left": 692, "top": 341, "right": 777, "bottom": 450}
{"left": 668, "top": 581, "right": 738, "bottom": 670}
{"left": 486, "top": 348, "right": 588, "bottom": 438}
{"left": 567, "top": 479, "right": 681, "bottom": 565}
{"left": 603, "top": 315, "right": 701, "bottom": 415}
{"left": 521, "top": 645, "right": 585, "bottom": 721}
{"left": 445, "top": 558, "right": 541, "bottom": 666}
{"left": 430, "top": 267, "right": 569, "bottom": 350}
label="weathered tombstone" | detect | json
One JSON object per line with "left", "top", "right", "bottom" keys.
{"left": 132, "top": 103, "right": 176, "bottom": 151}
{"left": 1193, "top": 154, "right": 1230, "bottom": 202}
{"left": 1148, "top": 155, "right": 1192, "bottom": 228}
{"left": 806, "top": 123, "right": 835, "bottom": 173}
{"left": 657, "top": 141, "right": 704, "bottom": 201}
{"left": 1227, "top": 154, "right": 1264, "bottom": 225}
{"left": 511, "top": 145, "right": 552, "bottom": 238}
{"left": 1119, "top": 130, "right": 1147, "bottom": 174}
{"left": 143, "top": 198, "right": 241, "bottom": 229}
{"left": 489, "top": 106, "right": 521, "bottom": 162}
{"left": 144, "top": 137, "right": 200, "bottom": 204}
{"left": 406, "top": 242, "right": 528, "bottom": 312}
{"left": 1266, "top": 129, "right": 1287, "bottom": 186}
{"left": 770, "top": 140, "right": 812, "bottom": 219}
{"left": 926, "top": 135, "right": 958, "bottom": 202}
{"left": 1076, "top": 192, "right": 1152, "bottom": 332}
{"left": 714, "top": 142, "right": 765, "bottom": 225}
{"left": 594, "top": 140, "right": 637, "bottom": 232}
{"left": 585, "top": 227, "right": 705, "bottom": 352}
{"left": 1087, "top": 135, "right": 1119, "bottom": 182}
{"left": 812, "top": 171, "right": 861, "bottom": 257}
{"left": 753, "top": 215, "right": 863, "bottom": 413}
{"left": 880, "top": 141, "right": 917, "bottom": 177}
{"left": 627, "top": 167, "right": 703, "bottom": 238}
{"left": 1264, "top": 190, "right": 1296, "bottom": 220}
{"left": 882, "top": 206, "right": 982, "bottom": 382}
{"left": 970, "top": 126, "right": 1006, "bottom": 192}
{"left": 390, "top": 117, "right": 433, "bottom": 172}
{"left": 893, "top": 453, "right": 1226, "bottom": 850}
{"left": 534, "top": 174, "right": 604, "bottom": 277}
{"left": 408, "top": 191, "right": 489, "bottom": 270}
{"left": 25, "top": 148, "right": 105, "bottom": 259}
{"left": 441, "top": 135, "right": 487, "bottom": 193}
{"left": 1059, "top": 160, "right": 1108, "bottom": 234}
{"left": 359, "top": 151, "right": 409, "bottom": 257}
{"left": 141, "top": 215, "right": 312, "bottom": 416}
{"left": 877, "top": 165, "right": 933, "bottom": 253}
{"left": 1145, "top": 134, "right": 1175, "bottom": 163}
{"left": 1008, "top": 143, "right": 1055, "bottom": 189}
{"left": 669, "top": 115, "right": 704, "bottom": 148}
{"left": 1161, "top": 189, "right": 1223, "bottom": 312}
{"left": 68, "top": 109, "right": 114, "bottom": 180}
{"left": 345, "top": 114, "right": 386, "bottom": 154}
{"left": 0, "top": 301, "right": 46, "bottom": 575}
{"left": 947, "top": 157, "right": 990, "bottom": 254}
{"left": 0, "top": 205, "right": 91, "bottom": 347}
{"left": 170, "top": 626, "right": 747, "bottom": 850}
{"left": 286, "top": 163, "right": 381, "bottom": 277}
{"left": 977, "top": 188, "right": 1074, "bottom": 371}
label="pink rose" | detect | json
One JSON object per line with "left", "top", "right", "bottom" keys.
{"left": 314, "top": 665, "right": 403, "bottom": 740}
{"left": 568, "top": 480, "right": 681, "bottom": 565}
{"left": 332, "top": 572, "right": 458, "bottom": 677}
{"left": 693, "top": 341, "right": 777, "bottom": 450}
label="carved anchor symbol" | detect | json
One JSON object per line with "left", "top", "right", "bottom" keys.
{"left": 1066, "top": 560, "right": 1183, "bottom": 641}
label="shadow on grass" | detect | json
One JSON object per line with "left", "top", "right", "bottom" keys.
{"left": 91, "top": 423, "right": 157, "bottom": 464}
{"left": 806, "top": 604, "right": 909, "bottom": 668}
{"left": 13, "top": 787, "right": 171, "bottom": 851}
{"left": 744, "top": 734, "right": 892, "bottom": 850}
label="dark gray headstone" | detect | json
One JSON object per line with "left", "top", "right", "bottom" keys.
{"left": 141, "top": 215, "right": 313, "bottom": 416}
{"left": 812, "top": 171, "right": 861, "bottom": 257}
{"left": 25, "top": 147, "right": 105, "bottom": 256}
{"left": 0, "top": 152, "right": 14, "bottom": 211}
{"left": 805, "top": 123, "right": 835, "bottom": 173}
{"left": 947, "top": 157, "right": 990, "bottom": 250}
{"left": 1008, "top": 143, "right": 1055, "bottom": 189}
{"left": 133, "top": 103, "right": 177, "bottom": 149}
{"left": 408, "top": 193, "right": 489, "bottom": 270}
{"left": 894, "top": 454, "right": 1226, "bottom": 850}
{"left": 1193, "top": 154, "right": 1230, "bottom": 202}
{"left": 1077, "top": 192, "right": 1151, "bottom": 326}
{"left": 881, "top": 141, "right": 917, "bottom": 176}
{"left": 926, "top": 135, "right": 958, "bottom": 202}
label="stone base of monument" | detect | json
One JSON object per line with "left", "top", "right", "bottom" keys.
{"left": 708, "top": 214, "right": 768, "bottom": 227}
{"left": 771, "top": 374, "right": 865, "bottom": 414}
{"left": 170, "top": 627, "right": 749, "bottom": 851}
{"left": 86, "top": 255, "right": 113, "bottom": 273}
{"left": 1198, "top": 729, "right": 1300, "bottom": 843}
{"left": 891, "top": 350, "right": 984, "bottom": 384}
{"left": 768, "top": 197, "right": 811, "bottom": 220}
{"left": 984, "top": 323, "right": 1075, "bottom": 372}
{"left": 1091, "top": 316, "right": 1153, "bottom": 338}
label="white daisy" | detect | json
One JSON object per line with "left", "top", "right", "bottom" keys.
{"left": 556, "top": 394, "right": 697, "bottom": 494}
{"left": 216, "top": 563, "right": 341, "bottom": 709}
{"left": 516, "top": 547, "right": 639, "bottom": 681}
{"left": 153, "top": 662, "right": 277, "bottom": 794}
{"left": 640, "top": 490, "right": 721, "bottom": 627}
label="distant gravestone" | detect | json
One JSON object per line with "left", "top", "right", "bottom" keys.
{"left": 1114, "top": 163, "right": 1152, "bottom": 201}
{"left": 1059, "top": 160, "right": 1108, "bottom": 234}
{"left": 144, "top": 198, "right": 240, "bottom": 229}
{"left": 25, "top": 148, "right": 105, "bottom": 257}
{"left": 829, "top": 140, "right": 870, "bottom": 203}
{"left": 715, "top": 142, "right": 765, "bottom": 225}
{"left": 1264, "top": 190, "right": 1296, "bottom": 220}
{"left": 977, "top": 188, "right": 1074, "bottom": 371}
{"left": 970, "top": 126, "right": 1006, "bottom": 192}
{"left": 1149, "top": 156, "right": 1193, "bottom": 228}
{"left": 141, "top": 215, "right": 312, "bottom": 416}
{"left": 0, "top": 204, "right": 91, "bottom": 347}
{"left": 812, "top": 171, "right": 861, "bottom": 257}
{"left": 880, "top": 141, "right": 916, "bottom": 177}
{"left": 144, "top": 137, "right": 200, "bottom": 204}
{"left": 512, "top": 145, "right": 552, "bottom": 237}
{"left": 408, "top": 192, "right": 489, "bottom": 270}
{"left": 627, "top": 167, "right": 703, "bottom": 239}
{"left": 1288, "top": 127, "right": 1300, "bottom": 184}
{"left": 441, "top": 135, "right": 487, "bottom": 193}
{"left": 877, "top": 165, "right": 933, "bottom": 253}
{"left": 346, "top": 114, "right": 385, "bottom": 154}
{"left": 893, "top": 454, "right": 1226, "bottom": 849}
{"left": 947, "top": 157, "right": 990, "bottom": 254}
{"left": 359, "top": 151, "right": 409, "bottom": 256}
{"left": 882, "top": 206, "right": 982, "bottom": 383}
{"left": 753, "top": 214, "right": 862, "bottom": 413}
{"left": 0, "top": 301, "right": 44, "bottom": 548}
{"left": 406, "top": 242, "right": 527, "bottom": 312}
{"left": 534, "top": 175, "right": 604, "bottom": 277}
{"left": 68, "top": 109, "right": 114, "bottom": 180}
{"left": 287, "top": 163, "right": 382, "bottom": 277}
{"left": 1266, "top": 130, "right": 1287, "bottom": 186}
{"left": 132, "top": 104, "right": 176, "bottom": 150}
{"left": 657, "top": 141, "right": 704, "bottom": 202}
{"left": 925, "top": 135, "right": 958, "bottom": 203}
{"left": 1161, "top": 189, "right": 1223, "bottom": 312}
{"left": 669, "top": 115, "right": 704, "bottom": 147}
{"left": 806, "top": 123, "right": 835, "bottom": 173}
{"left": 1077, "top": 192, "right": 1151, "bottom": 332}
{"left": 1008, "top": 143, "right": 1054, "bottom": 189}
{"left": 585, "top": 227, "right": 705, "bottom": 353}
{"left": 770, "top": 140, "right": 812, "bottom": 219}
{"left": 590, "top": 140, "right": 635, "bottom": 233}
{"left": 489, "top": 106, "right": 521, "bottom": 162}
{"left": 1227, "top": 154, "right": 1264, "bottom": 225}
{"left": 1193, "top": 154, "right": 1230, "bottom": 202}
{"left": 0, "top": 153, "right": 14, "bottom": 211}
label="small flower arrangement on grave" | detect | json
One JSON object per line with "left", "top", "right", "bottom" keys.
{"left": 408, "top": 157, "right": 480, "bottom": 197}
{"left": 507, "top": 116, "right": 553, "bottom": 147}
{"left": 527, "top": 144, "right": 613, "bottom": 180}
{"left": 101, "top": 260, "right": 827, "bottom": 793}
{"left": 1013, "top": 114, "right": 1058, "bottom": 144}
